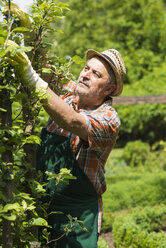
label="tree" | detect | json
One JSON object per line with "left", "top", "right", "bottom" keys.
{"left": 54, "top": 0, "right": 166, "bottom": 82}
{"left": 52, "top": 0, "right": 166, "bottom": 144}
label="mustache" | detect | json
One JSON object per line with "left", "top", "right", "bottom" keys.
{"left": 78, "top": 79, "right": 90, "bottom": 88}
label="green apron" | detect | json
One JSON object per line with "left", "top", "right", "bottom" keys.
{"left": 36, "top": 128, "right": 98, "bottom": 248}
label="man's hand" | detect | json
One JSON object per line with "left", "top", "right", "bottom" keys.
{"left": 6, "top": 40, "right": 31, "bottom": 72}
{"left": 6, "top": 40, "right": 48, "bottom": 90}
{"left": 1, "top": 3, "right": 31, "bottom": 29}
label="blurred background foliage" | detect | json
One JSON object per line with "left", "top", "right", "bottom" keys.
{"left": 52, "top": 0, "right": 166, "bottom": 82}
{"left": 45, "top": 0, "right": 166, "bottom": 146}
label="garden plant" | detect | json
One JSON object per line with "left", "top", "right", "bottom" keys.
{"left": 0, "top": 0, "right": 86, "bottom": 247}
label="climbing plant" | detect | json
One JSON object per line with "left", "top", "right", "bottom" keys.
{"left": 0, "top": 0, "right": 85, "bottom": 247}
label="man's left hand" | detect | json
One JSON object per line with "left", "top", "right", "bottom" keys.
{"left": 6, "top": 40, "right": 48, "bottom": 90}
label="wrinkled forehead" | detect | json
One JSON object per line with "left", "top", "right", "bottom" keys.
{"left": 87, "top": 56, "right": 113, "bottom": 76}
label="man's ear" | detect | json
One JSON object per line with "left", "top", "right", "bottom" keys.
{"left": 104, "top": 84, "right": 116, "bottom": 97}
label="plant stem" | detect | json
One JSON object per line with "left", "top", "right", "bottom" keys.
{"left": 0, "top": 90, "right": 14, "bottom": 248}
{"left": 46, "top": 233, "right": 66, "bottom": 244}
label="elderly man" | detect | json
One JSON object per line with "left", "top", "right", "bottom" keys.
{"left": 3, "top": 5, "right": 126, "bottom": 248}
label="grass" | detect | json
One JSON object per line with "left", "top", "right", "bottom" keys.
{"left": 98, "top": 237, "right": 109, "bottom": 248}
{"left": 105, "top": 148, "right": 125, "bottom": 174}
{"left": 101, "top": 148, "right": 166, "bottom": 232}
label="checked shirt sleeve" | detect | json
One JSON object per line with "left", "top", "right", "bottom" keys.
{"left": 80, "top": 105, "right": 121, "bottom": 152}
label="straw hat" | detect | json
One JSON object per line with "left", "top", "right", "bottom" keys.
{"left": 86, "top": 49, "right": 126, "bottom": 96}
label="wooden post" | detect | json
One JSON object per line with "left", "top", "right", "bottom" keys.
{"left": 113, "top": 95, "right": 166, "bottom": 105}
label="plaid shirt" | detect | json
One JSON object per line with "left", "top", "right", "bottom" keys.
{"left": 46, "top": 81, "right": 121, "bottom": 232}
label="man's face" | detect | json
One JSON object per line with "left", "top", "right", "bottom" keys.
{"left": 75, "top": 57, "right": 112, "bottom": 106}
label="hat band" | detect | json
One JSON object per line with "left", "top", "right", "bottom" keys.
{"left": 101, "top": 53, "right": 117, "bottom": 69}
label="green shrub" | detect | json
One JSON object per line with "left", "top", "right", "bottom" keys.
{"left": 101, "top": 212, "right": 115, "bottom": 232}
{"left": 122, "top": 140, "right": 150, "bottom": 167}
{"left": 117, "top": 103, "right": 166, "bottom": 144}
{"left": 113, "top": 205, "right": 166, "bottom": 248}
{"left": 97, "top": 237, "right": 109, "bottom": 248}
{"left": 152, "top": 140, "right": 166, "bottom": 151}
{"left": 151, "top": 141, "right": 166, "bottom": 170}
{"left": 103, "top": 172, "right": 166, "bottom": 212}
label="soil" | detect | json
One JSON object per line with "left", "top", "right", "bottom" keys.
{"left": 100, "top": 231, "right": 114, "bottom": 248}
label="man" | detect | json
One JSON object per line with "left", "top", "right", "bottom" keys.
{"left": 3, "top": 5, "right": 126, "bottom": 248}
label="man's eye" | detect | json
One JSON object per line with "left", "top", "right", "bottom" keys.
{"left": 94, "top": 71, "right": 101, "bottom": 78}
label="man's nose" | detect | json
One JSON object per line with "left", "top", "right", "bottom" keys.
{"left": 82, "top": 70, "right": 91, "bottom": 79}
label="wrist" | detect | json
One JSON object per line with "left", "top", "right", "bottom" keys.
{"left": 24, "top": 65, "right": 48, "bottom": 90}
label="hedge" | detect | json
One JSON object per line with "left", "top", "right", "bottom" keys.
{"left": 113, "top": 205, "right": 166, "bottom": 248}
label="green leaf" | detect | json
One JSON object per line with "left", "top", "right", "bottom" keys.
{"left": 0, "top": 37, "right": 5, "bottom": 44}
{"left": 72, "top": 56, "right": 85, "bottom": 65}
{"left": 77, "top": 220, "right": 84, "bottom": 227}
{"left": 49, "top": 211, "right": 63, "bottom": 215}
{"left": 42, "top": 68, "right": 52, "bottom": 74}
{"left": 3, "top": 214, "right": 17, "bottom": 221}
{"left": 16, "top": 46, "right": 33, "bottom": 53}
{"left": 45, "top": 171, "right": 59, "bottom": 179}
{"left": 21, "top": 200, "right": 27, "bottom": 210}
{"left": 0, "top": 30, "right": 8, "bottom": 37}
{"left": 25, "top": 135, "right": 41, "bottom": 145}
{"left": 0, "top": 146, "right": 5, "bottom": 153}
{"left": 0, "top": 49, "right": 5, "bottom": 56}
{"left": 29, "top": 217, "right": 50, "bottom": 227}
{"left": 55, "top": 30, "right": 64, "bottom": 34}
{"left": 12, "top": 27, "right": 30, "bottom": 33}
{"left": 83, "top": 227, "right": 89, "bottom": 232}
{"left": 67, "top": 214, "right": 73, "bottom": 222}
{"left": 33, "top": 181, "right": 46, "bottom": 193}
{"left": 56, "top": 3, "right": 70, "bottom": 10}
{"left": 3, "top": 203, "right": 21, "bottom": 212}
{"left": 61, "top": 174, "right": 77, "bottom": 180}
{"left": 12, "top": 125, "right": 22, "bottom": 129}
{"left": 0, "top": 108, "right": 7, "bottom": 112}
{"left": 40, "top": 3, "right": 49, "bottom": 10}
{"left": 27, "top": 205, "right": 36, "bottom": 211}
{"left": 55, "top": 16, "right": 65, "bottom": 19}
{"left": 15, "top": 193, "right": 34, "bottom": 201}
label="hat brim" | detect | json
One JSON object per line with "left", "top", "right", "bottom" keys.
{"left": 86, "top": 49, "right": 123, "bottom": 96}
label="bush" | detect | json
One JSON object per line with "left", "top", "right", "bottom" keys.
{"left": 152, "top": 140, "right": 166, "bottom": 151}
{"left": 97, "top": 237, "right": 109, "bottom": 248}
{"left": 122, "top": 140, "right": 150, "bottom": 167}
{"left": 103, "top": 172, "right": 166, "bottom": 212}
{"left": 113, "top": 205, "right": 166, "bottom": 248}
{"left": 120, "top": 139, "right": 166, "bottom": 169}
{"left": 151, "top": 141, "right": 166, "bottom": 170}
{"left": 101, "top": 212, "right": 115, "bottom": 232}
{"left": 117, "top": 103, "right": 166, "bottom": 145}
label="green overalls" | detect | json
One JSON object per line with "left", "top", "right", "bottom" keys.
{"left": 36, "top": 128, "right": 98, "bottom": 248}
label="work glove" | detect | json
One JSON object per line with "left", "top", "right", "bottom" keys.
{"left": 1, "top": 3, "right": 31, "bottom": 29}
{"left": 6, "top": 40, "right": 48, "bottom": 90}
{"left": 1, "top": 3, "right": 35, "bottom": 46}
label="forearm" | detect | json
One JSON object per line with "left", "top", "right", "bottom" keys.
{"left": 42, "top": 87, "right": 88, "bottom": 141}
{"left": 5, "top": 40, "right": 88, "bottom": 140}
